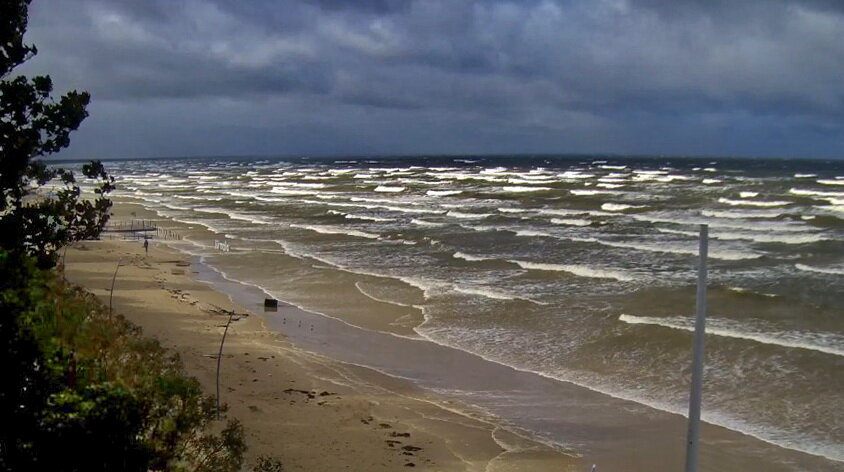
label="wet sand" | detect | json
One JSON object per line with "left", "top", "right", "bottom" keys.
{"left": 63, "top": 236, "right": 579, "bottom": 471}
{"left": 197, "top": 250, "right": 844, "bottom": 472}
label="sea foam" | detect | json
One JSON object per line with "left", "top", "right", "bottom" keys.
{"left": 619, "top": 314, "right": 844, "bottom": 357}
{"left": 718, "top": 197, "right": 791, "bottom": 207}
{"left": 509, "top": 260, "right": 633, "bottom": 281}
{"left": 290, "top": 224, "right": 380, "bottom": 239}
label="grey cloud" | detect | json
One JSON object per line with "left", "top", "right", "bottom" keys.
{"left": 18, "top": 0, "right": 844, "bottom": 159}
{"left": 303, "top": 0, "right": 410, "bottom": 13}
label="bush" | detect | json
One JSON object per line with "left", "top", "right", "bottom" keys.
{"left": 0, "top": 251, "right": 246, "bottom": 471}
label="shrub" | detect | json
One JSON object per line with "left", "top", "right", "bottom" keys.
{"left": 0, "top": 251, "right": 246, "bottom": 471}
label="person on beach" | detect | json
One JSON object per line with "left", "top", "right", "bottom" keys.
{"left": 143, "top": 238, "right": 149, "bottom": 255}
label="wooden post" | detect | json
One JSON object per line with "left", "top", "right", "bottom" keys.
{"left": 684, "top": 225, "right": 709, "bottom": 472}
{"left": 108, "top": 258, "right": 123, "bottom": 320}
{"left": 216, "top": 310, "right": 235, "bottom": 419}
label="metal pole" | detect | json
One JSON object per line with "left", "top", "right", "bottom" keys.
{"left": 108, "top": 258, "right": 123, "bottom": 320}
{"left": 684, "top": 224, "right": 708, "bottom": 472}
{"left": 216, "top": 310, "right": 235, "bottom": 419}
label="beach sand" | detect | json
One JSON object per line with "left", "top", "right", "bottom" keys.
{"left": 63, "top": 236, "right": 580, "bottom": 471}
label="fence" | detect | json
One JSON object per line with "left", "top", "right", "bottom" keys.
{"left": 102, "top": 219, "right": 183, "bottom": 241}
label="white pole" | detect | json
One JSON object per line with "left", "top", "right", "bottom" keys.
{"left": 684, "top": 224, "right": 708, "bottom": 472}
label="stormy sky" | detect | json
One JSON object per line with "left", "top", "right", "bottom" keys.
{"left": 19, "top": 0, "right": 844, "bottom": 159}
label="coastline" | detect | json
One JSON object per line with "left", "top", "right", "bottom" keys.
{"left": 72, "top": 200, "right": 844, "bottom": 472}
{"left": 63, "top": 232, "right": 579, "bottom": 469}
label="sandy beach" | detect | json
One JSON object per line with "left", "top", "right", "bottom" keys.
{"left": 63, "top": 234, "right": 579, "bottom": 471}
{"left": 59, "top": 194, "right": 844, "bottom": 472}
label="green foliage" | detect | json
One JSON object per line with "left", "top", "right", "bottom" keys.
{"left": 0, "top": 251, "right": 246, "bottom": 471}
{"left": 1, "top": 0, "right": 114, "bottom": 268}
{"left": 0, "top": 3, "right": 278, "bottom": 471}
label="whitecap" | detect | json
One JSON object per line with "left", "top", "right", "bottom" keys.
{"left": 571, "top": 189, "right": 613, "bottom": 196}
{"left": 344, "top": 213, "right": 394, "bottom": 222}
{"left": 374, "top": 185, "right": 406, "bottom": 193}
{"left": 579, "top": 237, "right": 762, "bottom": 260}
{"left": 447, "top": 211, "right": 492, "bottom": 219}
{"left": 601, "top": 203, "right": 645, "bottom": 212}
{"left": 507, "top": 178, "right": 557, "bottom": 185}
{"left": 498, "top": 207, "right": 532, "bottom": 214}
{"left": 657, "top": 228, "right": 829, "bottom": 244}
{"left": 509, "top": 260, "right": 633, "bottom": 281}
{"left": 718, "top": 197, "right": 791, "bottom": 207}
{"left": 426, "top": 190, "right": 463, "bottom": 196}
{"left": 789, "top": 188, "right": 844, "bottom": 198}
{"left": 500, "top": 186, "right": 552, "bottom": 193}
{"left": 452, "top": 252, "right": 493, "bottom": 262}
{"left": 550, "top": 218, "right": 592, "bottom": 226}
{"left": 557, "top": 171, "right": 595, "bottom": 179}
{"left": 411, "top": 219, "right": 447, "bottom": 227}
{"left": 795, "top": 263, "right": 844, "bottom": 276}
{"left": 290, "top": 224, "right": 380, "bottom": 239}
{"left": 514, "top": 229, "right": 557, "bottom": 238}
{"left": 701, "top": 209, "right": 786, "bottom": 219}
{"left": 619, "top": 314, "right": 844, "bottom": 357}
{"left": 452, "top": 285, "right": 544, "bottom": 305}
{"left": 274, "top": 182, "right": 326, "bottom": 189}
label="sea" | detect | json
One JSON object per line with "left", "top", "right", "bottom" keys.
{"left": 93, "top": 155, "right": 842, "bottom": 470}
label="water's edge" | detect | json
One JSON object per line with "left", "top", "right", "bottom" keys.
{"left": 184, "top": 248, "right": 843, "bottom": 472}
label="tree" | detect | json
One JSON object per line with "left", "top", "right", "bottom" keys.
{"left": 1, "top": 0, "right": 114, "bottom": 268}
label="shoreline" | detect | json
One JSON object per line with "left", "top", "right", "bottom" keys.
{"left": 87, "top": 200, "right": 844, "bottom": 471}
{"left": 64, "top": 236, "right": 579, "bottom": 471}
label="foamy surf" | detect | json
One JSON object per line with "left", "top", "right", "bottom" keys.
{"left": 550, "top": 218, "right": 592, "bottom": 226}
{"left": 453, "top": 285, "right": 545, "bottom": 305}
{"left": 410, "top": 218, "right": 447, "bottom": 227}
{"left": 290, "top": 224, "right": 380, "bottom": 239}
{"left": 111, "top": 156, "right": 844, "bottom": 469}
{"left": 509, "top": 260, "right": 634, "bottom": 281}
{"left": 601, "top": 202, "right": 646, "bottom": 212}
{"left": 795, "top": 263, "right": 844, "bottom": 275}
{"left": 374, "top": 185, "right": 406, "bottom": 193}
{"left": 446, "top": 211, "right": 493, "bottom": 219}
{"left": 718, "top": 197, "right": 792, "bottom": 207}
{"left": 619, "top": 314, "right": 844, "bottom": 357}
{"left": 427, "top": 190, "right": 463, "bottom": 196}
{"left": 452, "top": 251, "right": 494, "bottom": 262}
{"left": 656, "top": 228, "right": 829, "bottom": 244}
{"left": 500, "top": 186, "right": 553, "bottom": 193}
{"left": 574, "top": 236, "right": 763, "bottom": 261}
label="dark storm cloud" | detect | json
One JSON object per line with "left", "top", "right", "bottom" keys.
{"left": 18, "top": 0, "right": 844, "bottom": 158}
{"left": 303, "top": 0, "right": 410, "bottom": 13}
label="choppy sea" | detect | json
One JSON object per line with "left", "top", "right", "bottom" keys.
{"left": 92, "top": 155, "right": 842, "bottom": 467}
